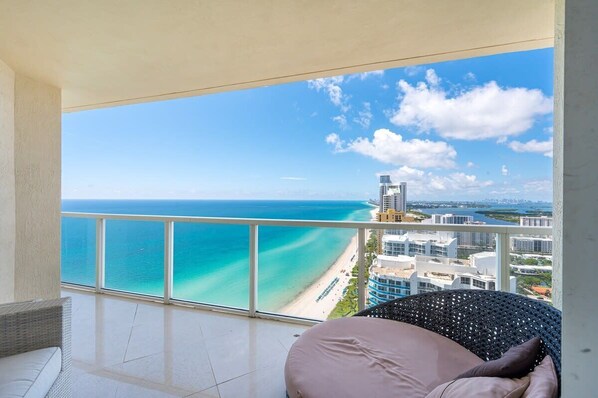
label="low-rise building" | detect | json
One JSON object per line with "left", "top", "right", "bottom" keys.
{"left": 382, "top": 232, "right": 457, "bottom": 258}
{"left": 368, "top": 253, "right": 515, "bottom": 306}
{"left": 375, "top": 209, "right": 415, "bottom": 253}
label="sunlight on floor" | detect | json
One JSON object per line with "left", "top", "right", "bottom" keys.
{"left": 62, "top": 288, "right": 308, "bottom": 397}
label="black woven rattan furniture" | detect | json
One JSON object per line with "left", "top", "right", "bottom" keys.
{"left": 355, "top": 290, "right": 561, "bottom": 384}
{"left": 0, "top": 297, "right": 72, "bottom": 397}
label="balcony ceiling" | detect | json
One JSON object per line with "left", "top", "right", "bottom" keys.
{"left": 0, "top": 0, "right": 554, "bottom": 112}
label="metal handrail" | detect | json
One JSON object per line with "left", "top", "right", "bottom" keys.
{"left": 62, "top": 212, "right": 551, "bottom": 235}
{"left": 60, "top": 211, "right": 552, "bottom": 324}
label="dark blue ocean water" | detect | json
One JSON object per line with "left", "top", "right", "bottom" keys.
{"left": 61, "top": 200, "right": 372, "bottom": 311}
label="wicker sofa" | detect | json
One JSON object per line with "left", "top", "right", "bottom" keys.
{"left": 285, "top": 290, "right": 561, "bottom": 397}
{"left": 0, "top": 297, "right": 72, "bottom": 398}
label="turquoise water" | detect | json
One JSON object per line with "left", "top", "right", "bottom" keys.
{"left": 61, "top": 200, "right": 372, "bottom": 311}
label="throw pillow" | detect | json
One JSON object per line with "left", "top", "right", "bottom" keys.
{"left": 457, "top": 337, "right": 541, "bottom": 379}
{"left": 522, "top": 355, "right": 558, "bottom": 398}
{"left": 426, "top": 376, "right": 530, "bottom": 398}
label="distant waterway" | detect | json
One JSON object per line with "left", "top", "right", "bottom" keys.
{"left": 413, "top": 203, "right": 553, "bottom": 225}
{"left": 61, "top": 200, "right": 371, "bottom": 311}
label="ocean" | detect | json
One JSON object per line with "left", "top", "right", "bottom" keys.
{"left": 61, "top": 200, "right": 372, "bottom": 312}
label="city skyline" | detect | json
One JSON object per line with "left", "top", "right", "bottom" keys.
{"left": 62, "top": 48, "right": 554, "bottom": 201}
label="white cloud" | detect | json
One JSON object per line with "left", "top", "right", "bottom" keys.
{"left": 404, "top": 66, "right": 423, "bottom": 76}
{"left": 357, "top": 70, "right": 384, "bottom": 80}
{"left": 390, "top": 70, "right": 553, "bottom": 140}
{"left": 326, "top": 128, "right": 457, "bottom": 169}
{"left": 467, "top": 161, "right": 475, "bottom": 168}
{"left": 332, "top": 115, "right": 347, "bottom": 129}
{"left": 280, "top": 176, "right": 307, "bottom": 181}
{"left": 523, "top": 179, "right": 552, "bottom": 193}
{"left": 384, "top": 166, "right": 493, "bottom": 197}
{"left": 544, "top": 126, "right": 554, "bottom": 134}
{"left": 508, "top": 138, "right": 553, "bottom": 157}
{"left": 307, "top": 76, "right": 350, "bottom": 112}
{"left": 464, "top": 72, "right": 477, "bottom": 82}
{"left": 425, "top": 69, "right": 441, "bottom": 86}
{"left": 353, "top": 102, "right": 373, "bottom": 129}
{"left": 501, "top": 165, "right": 509, "bottom": 176}
{"left": 325, "top": 133, "right": 340, "bottom": 144}
{"left": 325, "top": 133, "right": 343, "bottom": 152}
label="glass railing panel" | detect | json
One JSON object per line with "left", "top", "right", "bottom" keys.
{"left": 104, "top": 220, "right": 164, "bottom": 296}
{"left": 509, "top": 232, "right": 553, "bottom": 304}
{"left": 61, "top": 217, "right": 96, "bottom": 287}
{"left": 257, "top": 225, "right": 362, "bottom": 321}
{"left": 172, "top": 223, "right": 249, "bottom": 309}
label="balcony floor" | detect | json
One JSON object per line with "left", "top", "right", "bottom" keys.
{"left": 62, "top": 288, "right": 309, "bottom": 397}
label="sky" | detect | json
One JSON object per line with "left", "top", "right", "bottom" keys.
{"left": 62, "top": 48, "right": 554, "bottom": 201}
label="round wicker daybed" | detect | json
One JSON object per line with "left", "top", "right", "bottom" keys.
{"left": 285, "top": 290, "right": 561, "bottom": 398}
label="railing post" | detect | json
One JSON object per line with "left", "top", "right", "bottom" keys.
{"left": 164, "top": 221, "right": 174, "bottom": 304}
{"left": 249, "top": 224, "right": 258, "bottom": 317}
{"left": 496, "top": 233, "right": 511, "bottom": 292}
{"left": 95, "top": 218, "right": 106, "bottom": 293}
{"left": 357, "top": 228, "right": 366, "bottom": 311}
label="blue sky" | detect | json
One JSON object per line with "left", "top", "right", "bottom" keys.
{"left": 62, "top": 48, "right": 554, "bottom": 201}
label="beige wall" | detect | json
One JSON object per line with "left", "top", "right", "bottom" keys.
{"left": 0, "top": 59, "right": 61, "bottom": 303}
{"left": 0, "top": 59, "right": 16, "bottom": 303}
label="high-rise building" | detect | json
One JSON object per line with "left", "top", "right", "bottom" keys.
{"left": 378, "top": 175, "right": 407, "bottom": 213}
{"left": 431, "top": 214, "right": 473, "bottom": 224}
{"left": 428, "top": 213, "right": 494, "bottom": 247}
{"left": 520, "top": 216, "right": 553, "bottom": 227}
{"left": 378, "top": 175, "right": 391, "bottom": 212}
{"left": 510, "top": 236, "right": 553, "bottom": 254}
{"left": 459, "top": 221, "right": 495, "bottom": 247}
{"left": 395, "top": 182, "right": 407, "bottom": 213}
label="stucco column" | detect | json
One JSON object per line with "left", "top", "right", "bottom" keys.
{"left": 555, "top": 0, "right": 598, "bottom": 396}
{"left": 0, "top": 59, "right": 61, "bottom": 303}
{"left": 0, "top": 59, "right": 16, "bottom": 303}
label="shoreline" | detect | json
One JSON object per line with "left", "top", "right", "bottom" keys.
{"left": 278, "top": 234, "right": 359, "bottom": 319}
{"left": 278, "top": 208, "right": 378, "bottom": 320}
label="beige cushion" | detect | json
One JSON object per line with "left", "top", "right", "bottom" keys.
{"left": 426, "top": 376, "right": 530, "bottom": 398}
{"left": 285, "top": 317, "right": 484, "bottom": 398}
{"left": 522, "top": 356, "right": 558, "bottom": 398}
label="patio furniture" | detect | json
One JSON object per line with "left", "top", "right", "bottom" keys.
{"left": 0, "top": 297, "right": 72, "bottom": 398}
{"left": 285, "top": 290, "right": 561, "bottom": 397}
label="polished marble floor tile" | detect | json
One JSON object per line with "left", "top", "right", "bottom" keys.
{"left": 63, "top": 289, "right": 309, "bottom": 398}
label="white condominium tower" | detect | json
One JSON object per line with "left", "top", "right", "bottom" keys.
{"left": 520, "top": 216, "right": 553, "bottom": 227}
{"left": 378, "top": 175, "right": 406, "bottom": 213}
{"left": 431, "top": 213, "right": 473, "bottom": 225}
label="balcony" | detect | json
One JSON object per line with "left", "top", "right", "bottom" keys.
{"left": 63, "top": 288, "right": 307, "bottom": 397}
{"left": 2, "top": 1, "right": 598, "bottom": 395}
{"left": 61, "top": 212, "right": 552, "bottom": 397}
{"left": 61, "top": 211, "right": 552, "bottom": 321}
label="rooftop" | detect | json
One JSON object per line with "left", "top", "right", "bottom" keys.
{"left": 371, "top": 267, "right": 416, "bottom": 279}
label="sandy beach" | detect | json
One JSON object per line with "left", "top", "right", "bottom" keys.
{"left": 279, "top": 207, "right": 378, "bottom": 320}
